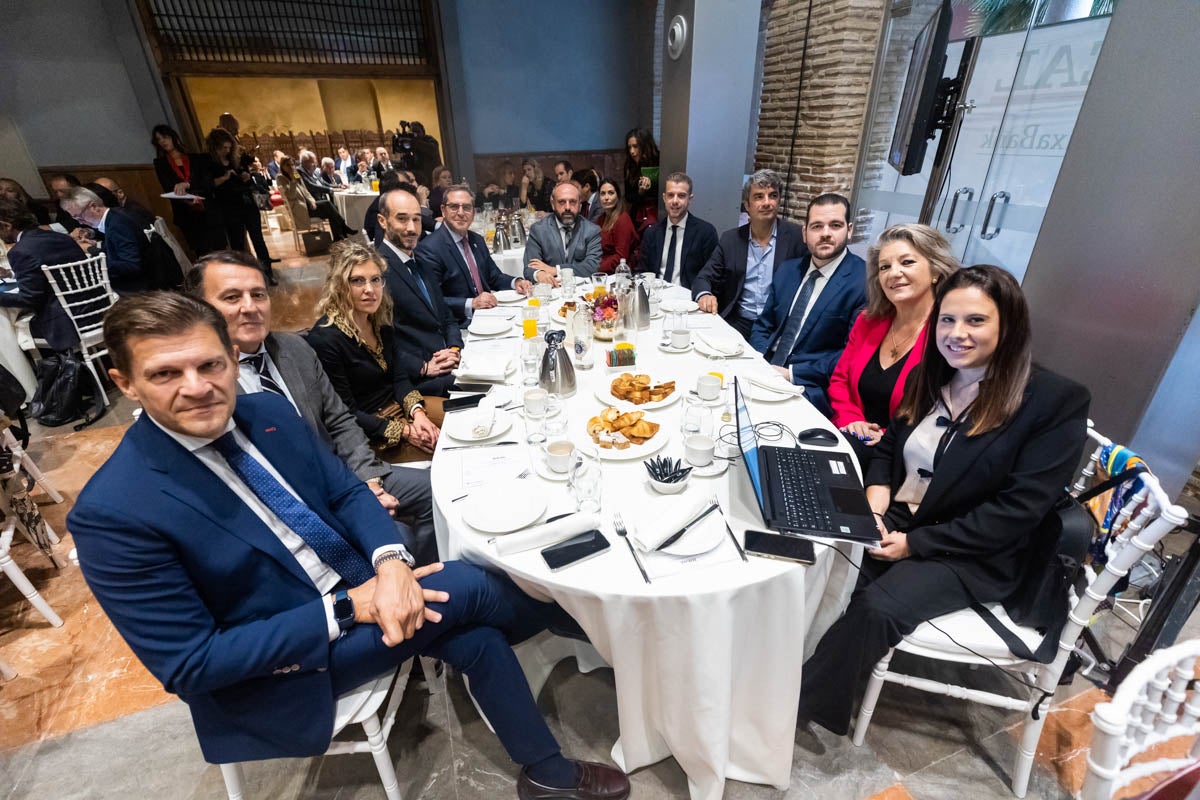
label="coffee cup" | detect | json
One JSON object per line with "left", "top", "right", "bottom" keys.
{"left": 696, "top": 374, "right": 722, "bottom": 401}
{"left": 684, "top": 434, "right": 715, "bottom": 467}
{"left": 544, "top": 440, "right": 575, "bottom": 473}
{"left": 670, "top": 328, "right": 691, "bottom": 349}
{"left": 524, "top": 387, "right": 548, "bottom": 416}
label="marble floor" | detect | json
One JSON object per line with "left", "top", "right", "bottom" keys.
{"left": 2, "top": 232, "right": 1198, "bottom": 799}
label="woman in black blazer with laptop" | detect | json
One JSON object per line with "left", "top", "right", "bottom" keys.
{"left": 798, "top": 265, "right": 1090, "bottom": 735}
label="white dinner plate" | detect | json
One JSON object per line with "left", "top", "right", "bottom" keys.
{"left": 592, "top": 427, "right": 671, "bottom": 461}
{"left": 593, "top": 375, "right": 682, "bottom": 410}
{"left": 656, "top": 341, "right": 694, "bottom": 355}
{"left": 660, "top": 298, "right": 699, "bottom": 313}
{"left": 494, "top": 290, "right": 526, "bottom": 304}
{"left": 660, "top": 516, "right": 726, "bottom": 557}
{"left": 745, "top": 378, "right": 803, "bottom": 403}
{"left": 442, "top": 411, "right": 514, "bottom": 442}
{"left": 693, "top": 336, "right": 744, "bottom": 358}
{"left": 460, "top": 483, "right": 547, "bottom": 533}
{"left": 467, "top": 316, "right": 513, "bottom": 336}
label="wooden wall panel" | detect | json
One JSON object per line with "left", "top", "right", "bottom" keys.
{"left": 38, "top": 164, "right": 174, "bottom": 234}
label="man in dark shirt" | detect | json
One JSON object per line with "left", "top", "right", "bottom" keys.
{"left": 58, "top": 187, "right": 149, "bottom": 293}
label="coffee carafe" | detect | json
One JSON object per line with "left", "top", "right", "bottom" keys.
{"left": 538, "top": 329, "right": 577, "bottom": 397}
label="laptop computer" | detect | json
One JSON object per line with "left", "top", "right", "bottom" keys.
{"left": 733, "top": 377, "right": 880, "bottom": 546}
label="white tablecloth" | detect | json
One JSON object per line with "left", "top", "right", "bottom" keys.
{"left": 0, "top": 305, "right": 38, "bottom": 402}
{"left": 332, "top": 189, "right": 378, "bottom": 231}
{"left": 431, "top": 288, "right": 860, "bottom": 800}
{"left": 492, "top": 246, "right": 526, "bottom": 279}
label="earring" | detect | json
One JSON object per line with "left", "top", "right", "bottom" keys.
{"left": 932, "top": 278, "right": 938, "bottom": 284}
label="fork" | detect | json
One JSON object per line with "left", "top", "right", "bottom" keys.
{"left": 613, "top": 513, "right": 651, "bottom": 584}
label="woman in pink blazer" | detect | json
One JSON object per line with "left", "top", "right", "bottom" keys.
{"left": 828, "top": 224, "right": 958, "bottom": 463}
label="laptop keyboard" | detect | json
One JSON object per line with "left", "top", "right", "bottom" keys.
{"left": 772, "top": 448, "right": 833, "bottom": 531}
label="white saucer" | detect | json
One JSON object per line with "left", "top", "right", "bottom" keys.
{"left": 530, "top": 452, "right": 570, "bottom": 482}
{"left": 467, "top": 317, "right": 512, "bottom": 336}
{"left": 687, "top": 458, "right": 730, "bottom": 477}
{"left": 443, "top": 412, "right": 514, "bottom": 442}
{"left": 493, "top": 290, "right": 526, "bottom": 304}
{"left": 656, "top": 341, "right": 694, "bottom": 355}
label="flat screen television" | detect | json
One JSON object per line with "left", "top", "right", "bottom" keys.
{"left": 888, "top": 0, "right": 953, "bottom": 176}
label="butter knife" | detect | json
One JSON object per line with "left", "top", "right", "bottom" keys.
{"left": 655, "top": 499, "right": 720, "bottom": 551}
{"left": 442, "top": 441, "right": 519, "bottom": 452}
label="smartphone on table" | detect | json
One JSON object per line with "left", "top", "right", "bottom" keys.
{"left": 743, "top": 530, "right": 816, "bottom": 565}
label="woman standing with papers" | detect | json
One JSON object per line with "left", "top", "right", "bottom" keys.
{"left": 798, "top": 265, "right": 1090, "bottom": 735}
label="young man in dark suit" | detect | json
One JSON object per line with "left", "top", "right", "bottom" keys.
{"left": 377, "top": 185, "right": 463, "bottom": 396}
{"left": 691, "top": 170, "right": 808, "bottom": 338}
{"left": 417, "top": 185, "right": 532, "bottom": 325}
{"left": 0, "top": 198, "right": 84, "bottom": 350}
{"left": 69, "top": 292, "right": 630, "bottom": 799}
{"left": 748, "top": 193, "right": 867, "bottom": 415}
{"left": 637, "top": 172, "right": 719, "bottom": 289}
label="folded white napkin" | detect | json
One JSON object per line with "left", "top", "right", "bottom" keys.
{"left": 630, "top": 495, "right": 714, "bottom": 552}
{"left": 696, "top": 332, "right": 741, "bottom": 355}
{"left": 453, "top": 356, "right": 514, "bottom": 382}
{"left": 747, "top": 374, "right": 805, "bottom": 397}
{"left": 492, "top": 512, "right": 603, "bottom": 556}
{"left": 469, "top": 407, "right": 496, "bottom": 438}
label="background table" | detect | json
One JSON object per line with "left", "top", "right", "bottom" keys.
{"left": 492, "top": 246, "right": 525, "bottom": 279}
{"left": 430, "top": 289, "right": 860, "bottom": 800}
{"left": 332, "top": 189, "right": 378, "bottom": 232}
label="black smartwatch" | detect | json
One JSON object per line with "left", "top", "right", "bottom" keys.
{"left": 333, "top": 589, "right": 355, "bottom": 633}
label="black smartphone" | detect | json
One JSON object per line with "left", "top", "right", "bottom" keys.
{"left": 443, "top": 394, "right": 486, "bottom": 412}
{"left": 451, "top": 381, "right": 497, "bottom": 393}
{"left": 541, "top": 530, "right": 610, "bottom": 572}
{"left": 743, "top": 530, "right": 816, "bottom": 565}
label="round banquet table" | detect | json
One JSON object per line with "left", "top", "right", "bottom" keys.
{"left": 332, "top": 188, "right": 378, "bottom": 232}
{"left": 430, "top": 288, "right": 861, "bottom": 800}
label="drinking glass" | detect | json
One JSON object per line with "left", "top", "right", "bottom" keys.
{"left": 521, "top": 305, "right": 539, "bottom": 338}
{"left": 524, "top": 387, "right": 549, "bottom": 445}
{"left": 681, "top": 395, "right": 714, "bottom": 437}
{"left": 520, "top": 338, "right": 541, "bottom": 387}
{"left": 541, "top": 394, "right": 567, "bottom": 441}
{"left": 560, "top": 267, "right": 576, "bottom": 296}
{"left": 591, "top": 274, "right": 608, "bottom": 293}
{"left": 568, "top": 444, "right": 603, "bottom": 513}
{"left": 570, "top": 309, "right": 594, "bottom": 369}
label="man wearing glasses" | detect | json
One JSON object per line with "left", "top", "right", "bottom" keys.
{"left": 417, "top": 184, "right": 533, "bottom": 325}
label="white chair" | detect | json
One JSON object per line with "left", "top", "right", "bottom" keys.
{"left": 217, "top": 659, "right": 432, "bottom": 800}
{"left": 852, "top": 425, "right": 1188, "bottom": 797}
{"left": 3, "top": 427, "right": 63, "bottom": 504}
{"left": 40, "top": 253, "right": 118, "bottom": 408}
{"left": 1081, "top": 638, "right": 1200, "bottom": 800}
{"left": 0, "top": 517, "right": 63, "bottom": 627}
{"left": 151, "top": 216, "right": 193, "bottom": 278}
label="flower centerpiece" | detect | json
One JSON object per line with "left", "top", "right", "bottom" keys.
{"left": 591, "top": 292, "right": 620, "bottom": 340}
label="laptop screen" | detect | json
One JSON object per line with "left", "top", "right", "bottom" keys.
{"left": 733, "top": 379, "right": 766, "bottom": 511}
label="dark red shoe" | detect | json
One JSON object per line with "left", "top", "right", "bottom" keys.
{"left": 516, "top": 760, "right": 630, "bottom": 800}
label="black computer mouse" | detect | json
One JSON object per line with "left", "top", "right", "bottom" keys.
{"left": 798, "top": 427, "right": 840, "bottom": 447}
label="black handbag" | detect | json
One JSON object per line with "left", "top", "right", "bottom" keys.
{"left": 301, "top": 229, "right": 333, "bottom": 256}
{"left": 30, "top": 352, "right": 106, "bottom": 430}
{"left": 974, "top": 465, "right": 1148, "bottom": 663}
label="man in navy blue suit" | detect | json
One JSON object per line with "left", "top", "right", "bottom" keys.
{"left": 748, "top": 193, "right": 867, "bottom": 416}
{"left": 59, "top": 186, "right": 149, "bottom": 293}
{"left": 417, "top": 184, "right": 533, "bottom": 326}
{"left": 637, "top": 172, "right": 718, "bottom": 289}
{"left": 68, "top": 292, "right": 629, "bottom": 800}
{"left": 0, "top": 198, "right": 84, "bottom": 350}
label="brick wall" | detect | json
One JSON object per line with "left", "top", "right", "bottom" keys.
{"left": 754, "top": 0, "right": 887, "bottom": 223}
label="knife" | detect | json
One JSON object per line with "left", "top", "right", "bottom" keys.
{"left": 655, "top": 499, "right": 720, "bottom": 551}
{"left": 442, "top": 441, "right": 519, "bottom": 452}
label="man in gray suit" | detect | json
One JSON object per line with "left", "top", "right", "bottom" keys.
{"left": 522, "top": 182, "right": 601, "bottom": 284}
{"left": 184, "top": 250, "right": 438, "bottom": 564}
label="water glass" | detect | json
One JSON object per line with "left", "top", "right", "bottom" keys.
{"left": 570, "top": 309, "right": 594, "bottom": 369}
{"left": 524, "top": 387, "right": 549, "bottom": 445}
{"left": 569, "top": 444, "right": 603, "bottom": 513}
{"left": 560, "top": 267, "right": 576, "bottom": 296}
{"left": 541, "top": 395, "right": 567, "bottom": 441}
{"left": 520, "top": 338, "right": 542, "bottom": 387}
{"left": 681, "top": 396, "right": 714, "bottom": 437}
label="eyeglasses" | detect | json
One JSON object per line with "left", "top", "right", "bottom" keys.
{"left": 443, "top": 203, "right": 473, "bottom": 213}
{"left": 348, "top": 276, "right": 384, "bottom": 287}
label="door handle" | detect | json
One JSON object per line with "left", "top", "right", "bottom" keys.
{"left": 945, "top": 187, "right": 974, "bottom": 233}
{"left": 980, "top": 191, "right": 1010, "bottom": 240}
